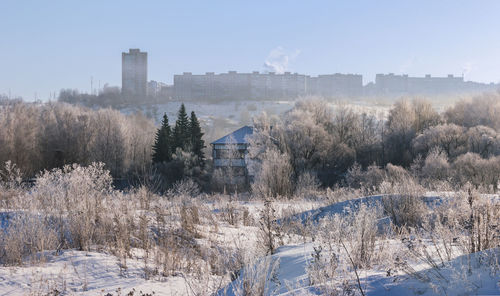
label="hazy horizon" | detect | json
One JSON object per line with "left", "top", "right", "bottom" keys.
{"left": 2, "top": 0, "right": 500, "bottom": 100}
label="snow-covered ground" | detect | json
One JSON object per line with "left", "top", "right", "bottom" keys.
{"left": 1, "top": 193, "right": 498, "bottom": 295}
{"left": 221, "top": 242, "right": 500, "bottom": 296}
{"left": 221, "top": 194, "right": 500, "bottom": 295}
{"left": 0, "top": 250, "right": 188, "bottom": 295}
{"left": 0, "top": 198, "right": 322, "bottom": 295}
{"left": 3, "top": 241, "right": 496, "bottom": 295}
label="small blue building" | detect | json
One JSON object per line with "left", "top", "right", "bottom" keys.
{"left": 211, "top": 126, "right": 254, "bottom": 184}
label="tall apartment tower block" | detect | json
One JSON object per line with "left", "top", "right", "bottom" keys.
{"left": 122, "top": 48, "right": 147, "bottom": 97}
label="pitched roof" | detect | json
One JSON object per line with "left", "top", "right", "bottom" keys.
{"left": 211, "top": 126, "right": 253, "bottom": 145}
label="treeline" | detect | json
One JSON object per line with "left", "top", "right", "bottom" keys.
{"left": 2, "top": 92, "right": 500, "bottom": 193}
{"left": 249, "top": 93, "right": 500, "bottom": 196}
{"left": 0, "top": 100, "right": 156, "bottom": 178}
{"left": 58, "top": 87, "right": 164, "bottom": 108}
{"left": 0, "top": 100, "right": 207, "bottom": 189}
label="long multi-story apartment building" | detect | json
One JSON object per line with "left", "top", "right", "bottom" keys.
{"left": 168, "top": 68, "right": 499, "bottom": 101}
{"left": 173, "top": 71, "right": 362, "bottom": 100}
{"left": 373, "top": 73, "right": 497, "bottom": 95}
{"left": 308, "top": 74, "right": 363, "bottom": 97}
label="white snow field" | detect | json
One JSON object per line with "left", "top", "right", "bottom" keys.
{"left": 220, "top": 243, "right": 500, "bottom": 296}
{"left": 1, "top": 194, "right": 498, "bottom": 295}
{"left": 0, "top": 250, "right": 189, "bottom": 295}
{"left": 220, "top": 194, "right": 499, "bottom": 296}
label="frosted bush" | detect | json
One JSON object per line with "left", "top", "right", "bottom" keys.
{"left": 0, "top": 161, "right": 23, "bottom": 208}
{"left": 0, "top": 213, "right": 58, "bottom": 265}
{"left": 380, "top": 168, "right": 427, "bottom": 227}
{"left": 345, "top": 163, "right": 385, "bottom": 191}
{"left": 227, "top": 256, "right": 281, "bottom": 296}
{"left": 294, "top": 171, "right": 321, "bottom": 198}
{"left": 421, "top": 147, "right": 450, "bottom": 181}
{"left": 170, "top": 178, "right": 200, "bottom": 197}
{"left": 31, "top": 162, "right": 113, "bottom": 251}
{"left": 251, "top": 148, "right": 293, "bottom": 198}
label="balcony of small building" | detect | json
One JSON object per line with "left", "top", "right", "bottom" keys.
{"left": 210, "top": 126, "right": 254, "bottom": 169}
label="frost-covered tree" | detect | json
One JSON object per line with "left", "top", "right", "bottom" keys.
{"left": 412, "top": 124, "right": 467, "bottom": 159}
{"left": 411, "top": 98, "right": 441, "bottom": 133}
{"left": 353, "top": 112, "right": 383, "bottom": 167}
{"left": 0, "top": 101, "right": 155, "bottom": 179}
{"left": 249, "top": 99, "right": 381, "bottom": 187}
{"left": 385, "top": 99, "right": 440, "bottom": 166}
{"left": 384, "top": 100, "right": 417, "bottom": 166}
{"left": 251, "top": 148, "right": 293, "bottom": 198}
{"left": 452, "top": 153, "right": 500, "bottom": 189}
{"left": 283, "top": 102, "right": 334, "bottom": 174}
{"left": 466, "top": 125, "right": 499, "bottom": 157}
{"left": 445, "top": 93, "right": 500, "bottom": 130}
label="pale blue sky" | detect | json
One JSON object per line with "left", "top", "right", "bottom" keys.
{"left": 1, "top": 0, "right": 500, "bottom": 100}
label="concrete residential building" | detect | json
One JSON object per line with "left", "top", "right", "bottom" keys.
{"left": 122, "top": 49, "right": 147, "bottom": 97}
{"left": 147, "top": 80, "right": 168, "bottom": 97}
{"left": 173, "top": 71, "right": 361, "bottom": 101}
{"left": 373, "top": 73, "right": 497, "bottom": 95}
{"left": 308, "top": 73, "right": 363, "bottom": 97}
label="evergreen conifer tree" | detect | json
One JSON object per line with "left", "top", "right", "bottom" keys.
{"left": 189, "top": 111, "right": 205, "bottom": 161}
{"left": 152, "top": 113, "right": 172, "bottom": 163}
{"left": 172, "top": 103, "right": 190, "bottom": 151}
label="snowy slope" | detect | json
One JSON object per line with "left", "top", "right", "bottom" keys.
{"left": 221, "top": 243, "right": 500, "bottom": 296}
{"left": 284, "top": 194, "right": 443, "bottom": 224}
{"left": 283, "top": 195, "right": 385, "bottom": 224}
{"left": 221, "top": 194, "right": 499, "bottom": 296}
{"left": 1, "top": 194, "right": 497, "bottom": 295}
{"left": 366, "top": 248, "right": 500, "bottom": 295}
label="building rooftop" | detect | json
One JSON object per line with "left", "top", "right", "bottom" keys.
{"left": 211, "top": 126, "right": 253, "bottom": 145}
